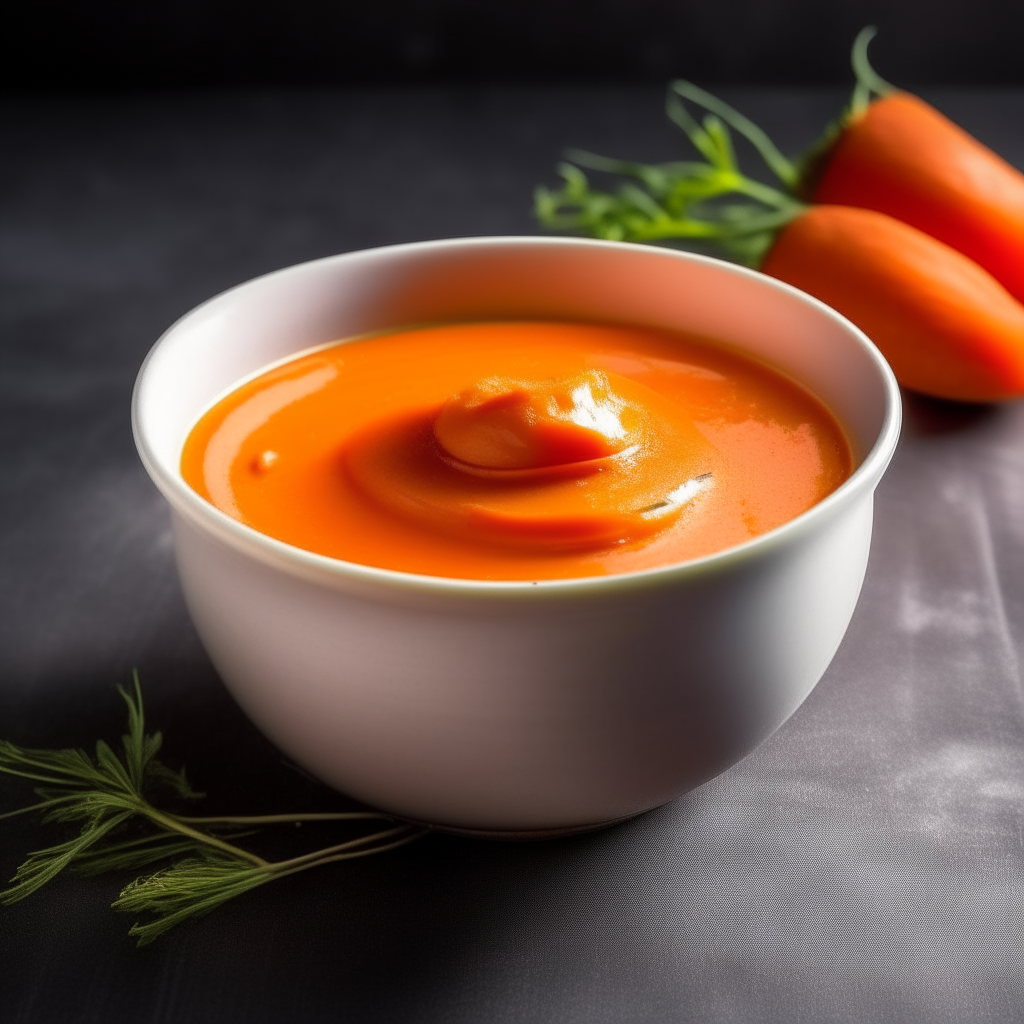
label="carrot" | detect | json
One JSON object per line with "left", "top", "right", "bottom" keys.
{"left": 761, "top": 206, "right": 1024, "bottom": 402}
{"left": 811, "top": 91, "right": 1024, "bottom": 306}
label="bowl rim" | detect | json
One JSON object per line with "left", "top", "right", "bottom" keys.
{"left": 132, "top": 235, "right": 902, "bottom": 598}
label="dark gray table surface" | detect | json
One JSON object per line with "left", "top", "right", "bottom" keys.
{"left": 2, "top": 85, "right": 1023, "bottom": 1023}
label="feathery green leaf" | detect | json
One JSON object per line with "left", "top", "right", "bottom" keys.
{"left": 0, "top": 676, "right": 427, "bottom": 944}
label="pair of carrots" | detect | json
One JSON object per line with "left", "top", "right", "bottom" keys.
{"left": 767, "top": 85, "right": 1024, "bottom": 402}
{"left": 536, "top": 30, "right": 1024, "bottom": 402}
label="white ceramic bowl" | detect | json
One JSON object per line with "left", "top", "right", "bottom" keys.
{"left": 133, "top": 237, "right": 900, "bottom": 835}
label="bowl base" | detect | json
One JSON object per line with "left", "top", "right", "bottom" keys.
{"left": 422, "top": 812, "right": 638, "bottom": 841}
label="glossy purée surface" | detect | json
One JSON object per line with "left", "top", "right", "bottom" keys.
{"left": 180, "top": 320, "right": 852, "bottom": 580}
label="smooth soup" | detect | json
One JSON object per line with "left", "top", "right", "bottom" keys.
{"left": 181, "top": 321, "right": 852, "bottom": 580}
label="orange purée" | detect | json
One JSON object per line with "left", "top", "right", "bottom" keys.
{"left": 181, "top": 322, "right": 852, "bottom": 581}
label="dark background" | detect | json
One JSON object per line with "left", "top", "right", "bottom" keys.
{"left": 3, "top": 1, "right": 1024, "bottom": 1021}
{"left": 3, "top": 0, "right": 1023, "bottom": 90}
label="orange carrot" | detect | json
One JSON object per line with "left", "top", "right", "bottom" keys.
{"left": 812, "top": 92, "right": 1024, "bottom": 306}
{"left": 762, "top": 205, "right": 1024, "bottom": 402}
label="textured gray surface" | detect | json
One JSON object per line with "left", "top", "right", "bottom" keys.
{"left": 1, "top": 87, "right": 1023, "bottom": 1022}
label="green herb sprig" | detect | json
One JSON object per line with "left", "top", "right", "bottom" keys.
{"left": 533, "top": 27, "right": 891, "bottom": 266}
{"left": 0, "top": 675, "right": 427, "bottom": 945}
{"left": 533, "top": 81, "right": 804, "bottom": 268}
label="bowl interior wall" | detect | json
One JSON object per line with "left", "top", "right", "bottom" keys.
{"left": 138, "top": 240, "right": 889, "bottom": 483}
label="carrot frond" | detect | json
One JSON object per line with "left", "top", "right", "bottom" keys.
{"left": 669, "top": 81, "right": 799, "bottom": 190}
{"left": 850, "top": 26, "right": 897, "bottom": 117}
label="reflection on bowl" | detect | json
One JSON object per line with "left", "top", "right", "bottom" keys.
{"left": 133, "top": 237, "right": 900, "bottom": 835}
